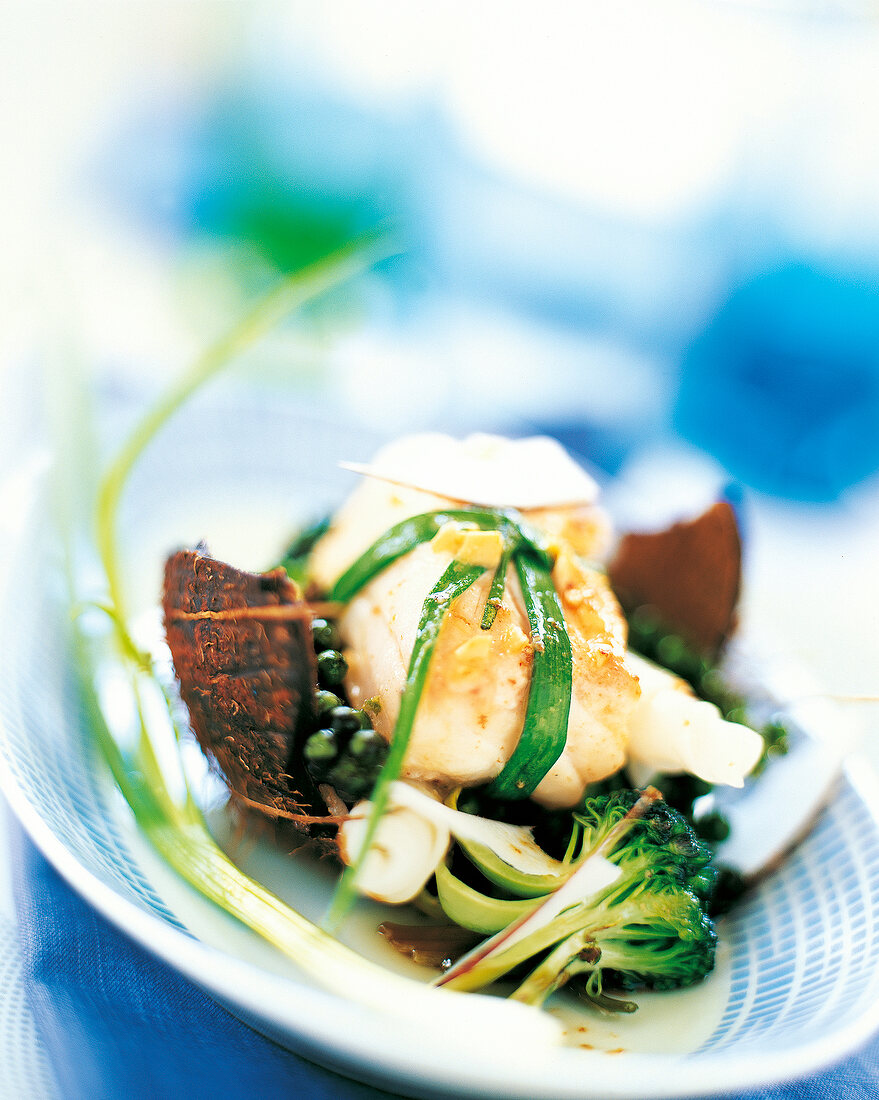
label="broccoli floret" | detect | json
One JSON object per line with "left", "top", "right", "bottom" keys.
{"left": 561, "top": 878, "right": 716, "bottom": 1007}
{"left": 438, "top": 789, "right": 718, "bottom": 1012}
{"left": 575, "top": 790, "right": 718, "bottom": 901}
{"left": 515, "top": 792, "right": 718, "bottom": 1008}
{"left": 514, "top": 880, "right": 716, "bottom": 1008}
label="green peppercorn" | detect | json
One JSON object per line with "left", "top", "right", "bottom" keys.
{"left": 303, "top": 729, "right": 339, "bottom": 781}
{"left": 709, "top": 866, "right": 747, "bottom": 917}
{"left": 311, "top": 617, "right": 341, "bottom": 652}
{"left": 361, "top": 696, "right": 382, "bottom": 717}
{"left": 655, "top": 633, "right": 688, "bottom": 673}
{"left": 327, "top": 757, "right": 374, "bottom": 802}
{"left": 328, "top": 705, "right": 363, "bottom": 737}
{"left": 317, "top": 649, "right": 348, "bottom": 686}
{"left": 762, "top": 719, "right": 790, "bottom": 755}
{"left": 630, "top": 605, "right": 661, "bottom": 639}
{"left": 693, "top": 811, "right": 731, "bottom": 844}
{"left": 314, "top": 690, "right": 342, "bottom": 718}
{"left": 699, "top": 668, "right": 724, "bottom": 699}
{"left": 348, "top": 727, "right": 388, "bottom": 767}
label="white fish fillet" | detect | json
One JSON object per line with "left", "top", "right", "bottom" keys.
{"left": 311, "top": 437, "right": 637, "bottom": 809}
{"left": 312, "top": 434, "right": 763, "bottom": 811}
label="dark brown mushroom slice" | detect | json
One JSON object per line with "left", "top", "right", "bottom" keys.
{"left": 163, "top": 547, "right": 331, "bottom": 833}
{"left": 608, "top": 500, "right": 742, "bottom": 658}
{"left": 378, "top": 922, "right": 482, "bottom": 970}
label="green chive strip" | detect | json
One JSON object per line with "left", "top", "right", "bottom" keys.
{"left": 480, "top": 546, "right": 511, "bottom": 630}
{"left": 81, "top": 235, "right": 401, "bottom": 971}
{"left": 96, "top": 234, "right": 390, "bottom": 637}
{"left": 486, "top": 550, "right": 573, "bottom": 800}
{"left": 328, "top": 559, "right": 486, "bottom": 926}
{"left": 329, "top": 509, "right": 551, "bottom": 605}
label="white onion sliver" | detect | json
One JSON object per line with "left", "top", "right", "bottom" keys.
{"left": 388, "top": 781, "right": 568, "bottom": 877}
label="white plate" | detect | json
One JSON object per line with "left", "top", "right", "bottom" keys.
{"left": 2, "top": 407, "right": 879, "bottom": 1098}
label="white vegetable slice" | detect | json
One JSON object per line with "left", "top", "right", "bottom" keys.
{"left": 337, "top": 786, "right": 451, "bottom": 905}
{"left": 336, "top": 780, "right": 573, "bottom": 905}
{"left": 625, "top": 651, "right": 764, "bottom": 787}
{"left": 388, "top": 780, "right": 567, "bottom": 877}
{"left": 491, "top": 852, "right": 621, "bottom": 956}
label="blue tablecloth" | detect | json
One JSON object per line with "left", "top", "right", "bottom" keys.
{"left": 11, "top": 821, "right": 398, "bottom": 1100}
{"left": 11, "top": 818, "right": 879, "bottom": 1100}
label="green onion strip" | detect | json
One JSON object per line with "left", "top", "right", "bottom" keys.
{"left": 73, "top": 636, "right": 406, "bottom": 995}
{"left": 485, "top": 551, "right": 573, "bottom": 800}
{"left": 480, "top": 546, "right": 512, "bottom": 631}
{"left": 328, "top": 509, "right": 549, "bottom": 605}
{"left": 79, "top": 235, "right": 410, "bottom": 986}
{"left": 328, "top": 559, "right": 486, "bottom": 925}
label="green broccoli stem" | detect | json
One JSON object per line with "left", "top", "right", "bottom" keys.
{"left": 448, "top": 880, "right": 712, "bottom": 998}
{"left": 510, "top": 928, "right": 600, "bottom": 1006}
{"left": 440, "top": 873, "right": 650, "bottom": 994}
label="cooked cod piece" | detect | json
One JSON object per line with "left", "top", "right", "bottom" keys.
{"left": 337, "top": 539, "right": 638, "bottom": 808}
{"left": 310, "top": 435, "right": 637, "bottom": 809}
{"left": 310, "top": 432, "right": 611, "bottom": 592}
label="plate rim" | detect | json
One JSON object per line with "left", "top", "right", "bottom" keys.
{"left": 3, "top": 449, "right": 878, "bottom": 1098}
{"left": 3, "top": 730, "right": 879, "bottom": 1099}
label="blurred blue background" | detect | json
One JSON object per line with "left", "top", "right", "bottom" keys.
{"left": 54, "top": 2, "right": 879, "bottom": 502}
{"left": 2, "top": 1, "right": 879, "bottom": 690}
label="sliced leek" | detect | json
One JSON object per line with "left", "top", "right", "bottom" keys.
{"left": 434, "top": 860, "right": 536, "bottom": 935}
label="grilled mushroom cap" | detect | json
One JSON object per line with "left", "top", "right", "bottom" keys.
{"left": 163, "top": 547, "right": 335, "bottom": 837}
{"left": 609, "top": 500, "right": 741, "bottom": 657}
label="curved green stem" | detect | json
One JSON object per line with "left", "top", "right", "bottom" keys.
{"left": 96, "top": 232, "right": 392, "bottom": 633}
{"left": 329, "top": 509, "right": 553, "bottom": 605}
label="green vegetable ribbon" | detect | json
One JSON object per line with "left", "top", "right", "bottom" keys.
{"left": 485, "top": 550, "right": 573, "bottom": 799}
{"left": 328, "top": 559, "right": 487, "bottom": 925}
{"left": 328, "top": 508, "right": 552, "bottom": 605}
{"left": 328, "top": 506, "right": 574, "bottom": 813}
